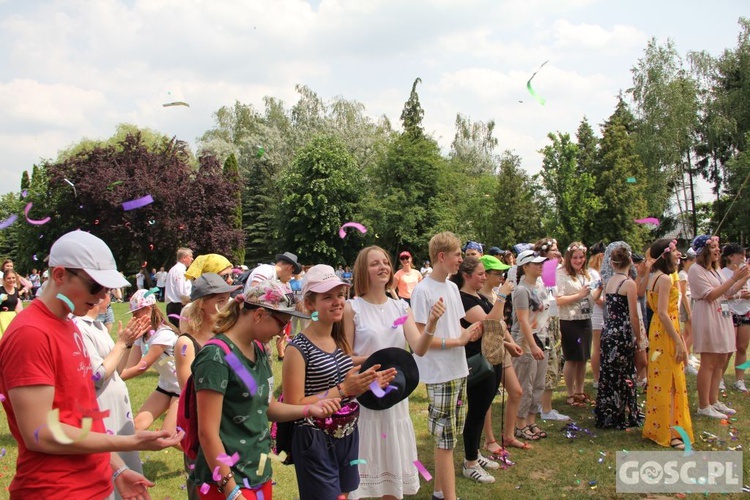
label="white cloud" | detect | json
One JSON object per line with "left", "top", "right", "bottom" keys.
{"left": 551, "top": 19, "right": 648, "bottom": 54}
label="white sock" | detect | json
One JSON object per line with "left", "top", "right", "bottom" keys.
{"left": 433, "top": 492, "right": 444, "bottom": 499}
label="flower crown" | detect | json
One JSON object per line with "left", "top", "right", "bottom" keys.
{"left": 567, "top": 244, "right": 587, "bottom": 253}
{"left": 540, "top": 239, "right": 557, "bottom": 252}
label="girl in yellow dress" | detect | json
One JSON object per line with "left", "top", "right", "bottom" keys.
{"left": 642, "top": 239, "right": 693, "bottom": 449}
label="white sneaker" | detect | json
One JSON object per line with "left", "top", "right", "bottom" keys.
{"left": 733, "top": 380, "right": 748, "bottom": 393}
{"left": 476, "top": 453, "right": 500, "bottom": 470}
{"left": 592, "top": 381, "right": 599, "bottom": 389}
{"left": 462, "top": 461, "right": 495, "bottom": 484}
{"left": 713, "top": 401, "right": 737, "bottom": 416}
{"left": 685, "top": 364, "right": 699, "bottom": 376}
{"left": 697, "top": 405, "right": 728, "bottom": 419}
{"left": 541, "top": 409, "right": 571, "bottom": 421}
{"left": 719, "top": 379, "right": 726, "bottom": 391}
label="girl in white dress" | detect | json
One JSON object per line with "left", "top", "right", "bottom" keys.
{"left": 343, "top": 246, "right": 444, "bottom": 500}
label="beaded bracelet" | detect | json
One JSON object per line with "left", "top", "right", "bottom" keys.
{"left": 337, "top": 383, "right": 348, "bottom": 399}
{"left": 217, "top": 471, "right": 234, "bottom": 493}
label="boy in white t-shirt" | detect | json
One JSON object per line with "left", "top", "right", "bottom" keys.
{"left": 411, "top": 232, "right": 482, "bottom": 500}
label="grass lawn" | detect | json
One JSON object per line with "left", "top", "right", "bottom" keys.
{"left": 0, "top": 301, "right": 748, "bottom": 498}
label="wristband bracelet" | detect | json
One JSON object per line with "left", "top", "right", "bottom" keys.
{"left": 112, "top": 466, "right": 129, "bottom": 481}
{"left": 337, "top": 383, "right": 348, "bottom": 399}
{"left": 303, "top": 404, "right": 311, "bottom": 418}
{"left": 424, "top": 329, "right": 435, "bottom": 336}
{"left": 441, "top": 338, "right": 446, "bottom": 350}
{"left": 227, "top": 485, "right": 242, "bottom": 500}
{"left": 497, "top": 293, "right": 508, "bottom": 300}
{"left": 217, "top": 471, "right": 234, "bottom": 493}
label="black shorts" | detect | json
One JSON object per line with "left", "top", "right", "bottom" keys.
{"left": 560, "top": 319, "right": 593, "bottom": 362}
{"left": 156, "top": 386, "right": 180, "bottom": 399}
{"left": 732, "top": 313, "right": 750, "bottom": 327}
{"left": 291, "top": 425, "right": 360, "bottom": 499}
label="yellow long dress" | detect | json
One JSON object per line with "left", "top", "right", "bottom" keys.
{"left": 642, "top": 272, "right": 694, "bottom": 447}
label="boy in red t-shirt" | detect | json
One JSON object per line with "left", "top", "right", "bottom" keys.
{"left": 0, "top": 230, "right": 184, "bottom": 499}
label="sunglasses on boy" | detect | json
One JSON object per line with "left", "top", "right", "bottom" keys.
{"left": 67, "top": 268, "right": 107, "bottom": 295}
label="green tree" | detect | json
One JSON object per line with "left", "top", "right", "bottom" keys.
{"left": 223, "top": 153, "right": 245, "bottom": 265}
{"left": 593, "top": 99, "right": 650, "bottom": 249}
{"left": 278, "top": 135, "right": 362, "bottom": 264}
{"left": 400, "top": 78, "right": 425, "bottom": 139}
{"left": 539, "top": 132, "right": 600, "bottom": 244}
{"left": 492, "top": 151, "right": 543, "bottom": 248}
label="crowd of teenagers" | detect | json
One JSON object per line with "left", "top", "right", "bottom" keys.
{"left": 0, "top": 228, "right": 748, "bottom": 500}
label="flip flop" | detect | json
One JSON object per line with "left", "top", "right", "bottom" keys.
{"left": 484, "top": 440, "right": 508, "bottom": 459}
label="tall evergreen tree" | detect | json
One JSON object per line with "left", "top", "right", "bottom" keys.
{"left": 223, "top": 153, "right": 245, "bottom": 265}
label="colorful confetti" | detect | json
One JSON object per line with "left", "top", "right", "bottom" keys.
{"left": 257, "top": 453, "right": 268, "bottom": 475}
{"left": 391, "top": 315, "right": 408, "bottom": 329}
{"left": 626, "top": 177, "right": 636, "bottom": 183}
{"left": 181, "top": 344, "right": 188, "bottom": 356}
{"left": 0, "top": 393, "right": 5, "bottom": 402}
{"left": 143, "top": 287, "right": 160, "bottom": 298}
{"left": 414, "top": 460, "right": 432, "bottom": 481}
{"left": 212, "top": 466, "right": 222, "bottom": 482}
{"left": 338, "top": 222, "right": 367, "bottom": 239}
{"left": 350, "top": 459, "right": 367, "bottom": 466}
{"left": 107, "top": 180, "right": 124, "bottom": 190}
{"left": 122, "top": 194, "right": 154, "bottom": 211}
{"left": 217, "top": 452, "right": 240, "bottom": 467}
{"left": 24, "top": 203, "right": 51, "bottom": 225}
{"left": 635, "top": 217, "right": 660, "bottom": 226}
{"left": 64, "top": 178, "right": 77, "bottom": 197}
{"left": 736, "top": 360, "right": 750, "bottom": 370}
{"left": 163, "top": 101, "right": 190, "bottom": 107}
{"left": 0, "top": 214, "right": 18, "bottom": 230}
{"left": 369, "top": 380, "right": 397, "bottom": 398}
{"left": 47, "top": 408, "right": 92, "bottom": 444}
{"left": 526, "top": 60, "right": 549, "bottom": 106}
{"left": 651, "top": 350, "right": 662, "bottom": 361}
{"left": 168, "top": 314, "right": 188, "bottom": 321}
{"left": 310, "top": 312, "right": 319, "bottom": 322}
{"left": 56, "top": 293, "right": 75, "bottom": 312}
{"left": 199, "top": 483, "right": 210, "bottom": 495}
{"left": 225, "top": 352, "right": 258, "bottom": 395}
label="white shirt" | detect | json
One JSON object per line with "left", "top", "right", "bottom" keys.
{"left": 410, "top": 276, "right": 469, "bottom": 384}
{"left": 165, "top": 262, "right": 191, "bottom": 305}
{"left": 156, "top": 271, "right": 167, "bottom": 288}
{"left": 134, "top": 326, "right": 180, "bottom": 394}
{"left": 243, "top": 264, "right": 277, "bottom": 295}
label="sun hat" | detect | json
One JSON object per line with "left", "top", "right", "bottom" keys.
{"left": 357, "top": 348, "right": 419, "bottom": 411}
{"left": 244, "top": 279, "right": 309, "bottom": 318}
{"left": 479, "top": 255, "right": 511, "bottom": 272}
{"left": 516, "top": 250, "right": 547, "bottom": 266}
{"left": 49, "top": 230, "right": 130, "bottom": 289}
{"left": 275, "top": 252, "right": 302, "bottom": 275}
{"left": 191, "top": 273, "right": 241, "bottom": 301}
{"left": 129, "top": 289, "right": 157, "bottom": 313}
{"left": 301, "top": 265, "right": 349, "bottom": 296}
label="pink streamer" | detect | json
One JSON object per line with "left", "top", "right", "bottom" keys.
{"left": 338, "top": 222, "right": 367, "bottom": 239}
{"left": 391, "top": 315, "right": 408, "bottom": 329}
{"left": 634, "top": 217, "right": 660, "bottom": 226}
{"left": 541, "top": 259, "right": 557, "bottom": 287}
{"left": 24, "top": 203, "right": 51, "bottom": 225}
{"left": 217, "top": 451, "right": 240, "bottom": 467}
{"left": 168, "top": 314, "right": 188, "bottom": 321}
{"left": 199, "top": 483, "right": 210, "bottom": 495}
{"left": 414, "top": 460, "right": 432, "bottom": 481}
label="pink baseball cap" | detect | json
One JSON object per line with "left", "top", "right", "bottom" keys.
{"left": 301, "top": 265, "right": 349, "bottom": 296}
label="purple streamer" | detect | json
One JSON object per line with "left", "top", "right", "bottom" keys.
{"left": 122, "top": 194, "right": 154, "bottom": 211}
{"left": 225, "top": 352, "right": 258, "bottom": 395}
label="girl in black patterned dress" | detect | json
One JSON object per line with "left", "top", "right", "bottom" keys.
{"left": 595, "top": 246, "right": 643, "bottom": 429}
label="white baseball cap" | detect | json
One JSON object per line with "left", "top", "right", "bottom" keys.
{"left": 517, "top": 249, "right": 547, "bottom": 266}
{"left": 49, "top": 231, "right": 130, "bottom": 289}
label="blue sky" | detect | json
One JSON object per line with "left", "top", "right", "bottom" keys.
{"left": 0, "top": 0, "right": 746, "bottom": 201}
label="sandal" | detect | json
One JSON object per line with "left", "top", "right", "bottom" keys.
{"left": 529, "top": 423, "right": 547, "bottom": 438}
{"left": 670, "top": 438, "right": 685, "bottom": 450}
{"left": 484, "top": 440, "right": 508, "bottom": 459}
{"left": 504, "top": 437, "right": 533, "bottom": 450}
{"left": 515, "top": 425, "right": 540, "bottom": 441}
{"left": 575, "top": 392, "right": 592, "bottom": 403}
{"left": 566, "top": 396, "right": 585, "bottom": 407}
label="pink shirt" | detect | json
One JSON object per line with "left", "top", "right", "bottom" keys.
{"left": 394, "top": 268, "right": 422, "bottom": 299}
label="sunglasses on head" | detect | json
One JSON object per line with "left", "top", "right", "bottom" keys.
{"left": 67, "top": 268, "right": 106, "bottom": 295}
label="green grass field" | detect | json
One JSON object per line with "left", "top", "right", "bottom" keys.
{"left": 0, "top": 301, "right": 748, "bottom": 498}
